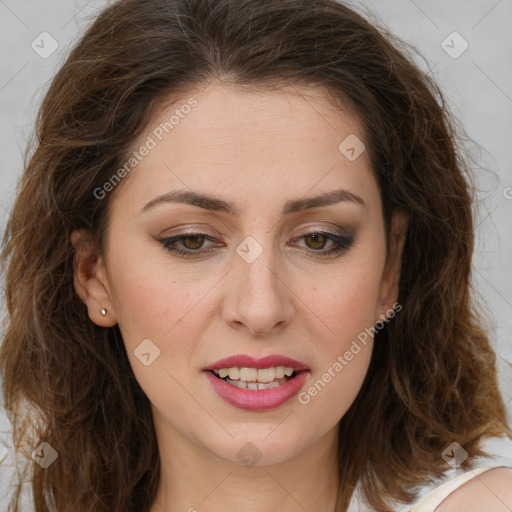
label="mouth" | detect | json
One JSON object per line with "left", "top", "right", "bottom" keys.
{"left": 203, "top": 355, "right": 309, "bottom": 411}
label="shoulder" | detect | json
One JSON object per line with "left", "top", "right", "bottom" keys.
{"left": 434, "top": 467, "right": 512, "bottom": 511}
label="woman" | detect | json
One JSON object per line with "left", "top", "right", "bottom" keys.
{"left": 1, "top": 0, "right": 511, "bottom": 511}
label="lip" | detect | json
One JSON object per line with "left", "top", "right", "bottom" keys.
{"left": 204, "top": 369, "right": 309, "bottom": 411}
{"left": 203, "top": 353, "right": 310, "bottom": 411}
{"left": 203, "top": 354, "right": 309, "bottom": 371}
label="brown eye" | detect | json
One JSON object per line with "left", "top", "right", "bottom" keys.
{"left": 181, "top": 235, "right": 206, "bottom": 250}
{"left": 303, "top": 233, "right": 328, "bottom": 250}
{"left": 290, "top": 229, "right": 354, "bottom": 257}
{"left": 159, "top": 232, "right": 220, "bottom": 258}
{"left": 160, "top": 229, "right": 353, "bottom": 259}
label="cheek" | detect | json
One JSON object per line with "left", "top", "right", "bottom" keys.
{"left": 311, "top": 252, "right": 385, "bottom": 349}
{"left": 298, "top": 244, "right": 385, "bottom": 414}
{"left": 107, "top": 256, "right": 218, "bottom": 422}
{"left": 106, "top": 243, "right": 222, "bottom": 363}
{"left": 297, "top": 281, "right": 378, "bottom": 431}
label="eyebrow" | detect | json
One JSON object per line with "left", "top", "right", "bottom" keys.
{"left": 140, "top": 188, "right": 367, "bottom": 216}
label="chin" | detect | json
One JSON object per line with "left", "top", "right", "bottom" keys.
{"left": 201, "top": 427, "right": 316, "bottom": 467}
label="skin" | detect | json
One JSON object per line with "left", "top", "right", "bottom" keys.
{"left": 72, "top": 81, "right": 410, "bottom": 511}
{"left": 435, "top": 467, "right": 512, "bottom": 511}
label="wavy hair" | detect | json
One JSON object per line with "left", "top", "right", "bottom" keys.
{"left": 1, "top": 0, "right": 510, "bottom": 510}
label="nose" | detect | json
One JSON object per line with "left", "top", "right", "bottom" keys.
{"left": 221, "top": 241, "right": 295, "bottom": 337}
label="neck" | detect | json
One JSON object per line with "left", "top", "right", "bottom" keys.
{"left": 149, "top": 409, "right": 340, "bottom": 512}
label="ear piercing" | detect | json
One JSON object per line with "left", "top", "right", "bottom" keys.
{"left": 100, "top": 308, "right": 107, "bottom": 316}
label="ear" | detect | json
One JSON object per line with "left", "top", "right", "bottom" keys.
{"left": 375, "top": 211, "right": 409, "bottom": 323}
{"left": 70, "top": 229, "right": 117, "bottom": 327}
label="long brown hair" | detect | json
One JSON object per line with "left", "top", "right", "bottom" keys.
{"left": 1, "top": 0, "right": 510, "bottom": 510}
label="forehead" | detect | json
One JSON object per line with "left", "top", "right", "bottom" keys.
{"left": 148, "top": 82, "right": 365, "bottom": 161}
{"left": 109, "top": 82, "right": 378, "bottom": 215}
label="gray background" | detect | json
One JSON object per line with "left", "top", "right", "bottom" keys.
{"left": 0, "top": 0, "right": 511, "bottom": 507}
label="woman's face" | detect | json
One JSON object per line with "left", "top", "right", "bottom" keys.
{"left": 73, "top": 83, "right": 406, "bottom": 466}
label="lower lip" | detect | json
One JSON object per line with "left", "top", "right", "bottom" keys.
{"left": 204, "top": 370, "right": 309, "bottom": 411}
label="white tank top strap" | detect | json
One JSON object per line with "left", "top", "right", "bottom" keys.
{"left": 346, "top": 435, "right": 512, "bottom": 512}
{"left": 409, "top": 465, "right": 507, "bottom": 511}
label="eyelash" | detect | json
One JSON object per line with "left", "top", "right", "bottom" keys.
{"left": 158, "top": 229, "right": 354, "bottom": 259}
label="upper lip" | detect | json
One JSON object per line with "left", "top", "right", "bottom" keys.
{"left": 203, "top": 354, "right": 309, "bottom": 371}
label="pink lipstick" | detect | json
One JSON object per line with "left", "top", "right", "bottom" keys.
{"left": 203, "top": 354, "right": 309, "bottom": 411}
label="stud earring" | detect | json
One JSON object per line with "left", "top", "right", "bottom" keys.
{"left": 100, "top": 308, "right": 107, "bottom": 316}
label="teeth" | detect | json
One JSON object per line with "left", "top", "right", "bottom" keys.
{"left": 275, "top": 366, "right": 286, "bottom": 378}
{"left": 257, "top": 367, "right": 275, "bottom": 383}
{"left": 228, "top": 367, "right": 239, "bottom": 380}
{"left": 239, "top": 367, "right": 258, "bottom": 382}
{"left": 225, "top": 377, "right": 282, "bottom": 390}
{"left": 212, "top": 366, "right": 297, "bottom": 383}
